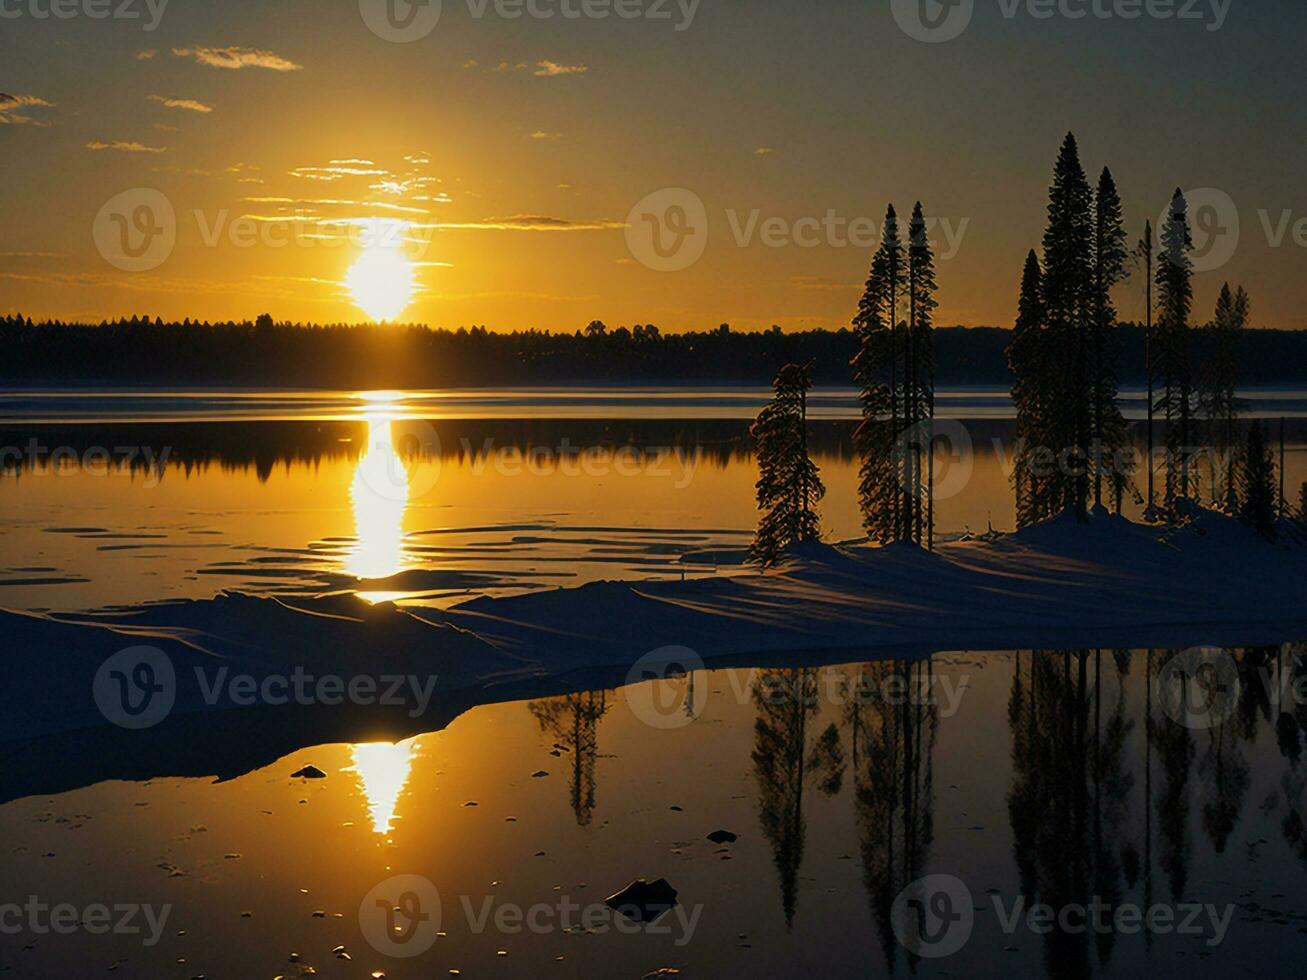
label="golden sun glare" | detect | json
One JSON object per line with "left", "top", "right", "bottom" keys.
{"left": 346, "top": 246, "right": 415, "bottom": 322}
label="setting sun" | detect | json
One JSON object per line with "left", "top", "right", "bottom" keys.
{"left": 346, "top": 246, "right": 415, "bottom": 323}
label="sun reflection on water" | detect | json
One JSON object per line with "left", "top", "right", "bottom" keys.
{"left": 346, "top": 409, "right": 410, "bottom": 583}
{"left": 347, "top": 738, "right": 420, "bottom": 836}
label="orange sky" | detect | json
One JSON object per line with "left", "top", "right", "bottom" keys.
{"left": 3, "top": 1, "right": 1305, "bottom": 330}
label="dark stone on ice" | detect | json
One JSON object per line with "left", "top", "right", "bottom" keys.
{"left": 292, "top": 766, "right": 326, "bottom": 779}
{"left": 605, "top": 878, "right": 679, "bottom": 924}
{"left": 706, "top": 830, "right": 737, "bottom": 845}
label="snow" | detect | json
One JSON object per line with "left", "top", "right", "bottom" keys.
{"left": 1, "top": 507, "right": 1303, "bottom": 798}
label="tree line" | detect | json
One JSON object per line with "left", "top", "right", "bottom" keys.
{"left": 5, "top": 314, "right": 1307, "bottom": 388}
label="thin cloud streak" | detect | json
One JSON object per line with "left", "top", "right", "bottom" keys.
{"left": 172, "top": 46, "right": 302, "bottom": 71}
{"left": 148, "top": 95, "right": 214, "bottom": 113}
{"left": 86, "top": 141, "right": 168, "bottom": 153}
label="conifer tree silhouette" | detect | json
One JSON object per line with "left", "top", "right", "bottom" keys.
{"left": 1237, "top": 421, "right": 1278, "bottom": 539}
{"left": 751, "top": 363, "right": 824, "bottom": 567}
{"left": 852, "top": 206, "right": 906, "bottom": 543}
{"left": 1091, "top": 168, "right": 1132, "bottom": 511}
{"left": 1156, "top": 189, "right": 1197, "bottom": 506}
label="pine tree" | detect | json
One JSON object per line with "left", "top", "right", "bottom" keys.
{"left": 1091, "top": 168, "right": 1132, "bottom": 511}
{"left": 1138, "top": 220, "right": 1158, "bottom": 517}
{"left": 1299, "top": 481, "right": 1307, "bottom": 523}
{"left": 1009, "top": 134, "right": 1106, "bottom": 527}
{"left": 1197, "top": 283, "right": 1246, "bottom": 509}
{"left": 1041, "top": 133, "right": 1096, "bottom": 521}
{"left": 1155, "top": 189, "right": 1196, "bottom": 506}
{"left": 752, "top": 364, "right": 824, "bottom": 567}
{"left": 852, "top": 206, "right": 906, "bottom": 543}
{"left": 906, "top": 202, "right": 938, "bottom": 547}
{"left": 1237, "top": 421, "right": 1277, "bottom": 540}
{"left": 1009, "top": 249, "right": 1048, "bottom": 528}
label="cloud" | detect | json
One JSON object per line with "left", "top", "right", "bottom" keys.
{"left": 136, "top": 50, "right": 157, "bottom": 60}
{"left": 0, "top": 93, "right": 54, "bottom": 127}
{"left": 148, "top": 95, "right": 214, "bottom": 113}
{"left": 754, "top": 147, "right": 775, "bottom": 156}
{"left": 172, "top": 46, "right": 302, "bottom": 71}
{"left": 529, "top": 131, "right": 562, "bottom": 141}
{"left": 87, "top": 141, "right": 168, "bottom": 153}
{"left": 534, "top": 61, "right": 588, "bottom": 77}
{"left": 290, "top": 164, "right": 388, "bottom": 181}
{"left": 244, "top": 196, "right": 431, "bottom": 216}
{"left": 417, "top": 215, "right": 624, "bottom": 232}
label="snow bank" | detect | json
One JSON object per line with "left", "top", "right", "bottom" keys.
{"left": 1, "top": 508, "right": 1303, "bottom": 800}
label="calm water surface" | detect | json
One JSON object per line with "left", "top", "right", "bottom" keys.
{"left": 1, "top": 389, "right": 1305, "bottom": 978}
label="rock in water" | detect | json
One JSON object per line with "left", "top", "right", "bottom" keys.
{"left": 605, "top": 878, "right": 679, "bottom": 923}
{"left": 706, "top": 830, "right": 738, "bottom": 845}
{"left": 292, "top": 765, "right": 327, "bottom": 779}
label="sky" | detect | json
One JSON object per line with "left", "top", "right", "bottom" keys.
{"left": 2, "top": 0, "right": 1305, "bottom": 331}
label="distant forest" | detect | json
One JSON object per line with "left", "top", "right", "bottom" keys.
{"left": 4, "top": 314, "right": 1307, "bottom": 388}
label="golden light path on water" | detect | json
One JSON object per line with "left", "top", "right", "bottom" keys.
{"left": 347, "top": 738, "right": 421, "bottom": 836}
{"left": 345, "top": 393, "right": 411, "bottom": 585}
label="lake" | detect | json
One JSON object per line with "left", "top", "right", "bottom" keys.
{"left": 1, "top": 388, "right": 1305, "bottom": 979}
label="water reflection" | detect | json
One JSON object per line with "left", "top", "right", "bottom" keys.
{"left": 347, "top": 737, "right": 420, "bottom": 836}
{"left": 8, "top": 645, "right": 1307, "bottom": 979}
{"left": 751, "top": 669, "right": 846, "bottom": 929}
{"left": 346, "top": 408, "right": 410, "bottom": 583}
{"left": 529, "top": 691, "right": 610, "bottom": 827}
{"left": 847, "top": 661, "right": 939, "bottom": 972}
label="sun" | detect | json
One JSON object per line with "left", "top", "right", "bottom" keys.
{"left": 346, "top": 246, "right": 415, "bottom": 322}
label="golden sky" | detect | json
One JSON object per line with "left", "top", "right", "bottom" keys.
{"left": 2, "top": 0, "right": 1305, "bottom": 330}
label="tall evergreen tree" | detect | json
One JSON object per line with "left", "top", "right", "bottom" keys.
{"left": 852, "top": 206, "right": 906, "bottom": 543}
{"left": 1155, "top": 189, "right": 1197, "bottom": 505}
{"left": 1139, "top": 220, "right": 1158, "bottom": 517}
{"left": 1198, "top": 283, "right": 1246, "bottom": 508}
{"left": 1041, "top": 133, "right": 1096, "bottom": 520}
{"left": 852, "top": 204, "right": 935, "bottom": 548}
{"left": 907, "top": 202, "right": 939, "bottom": 548}
{"left": 751, "top": 364, "right": 824, "bottom": 567}
{"left": 1091, "top": 168, "right": 1132, "bottom": 511}
{"left": 1009, "top": 250, "right": 1048, "bottom": 528}
{"left": 1009, "top": 134, "right": 1109, "bottom": 527}
{"left": 1237, "top": 421, "right": 1278, "bottom": 539}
